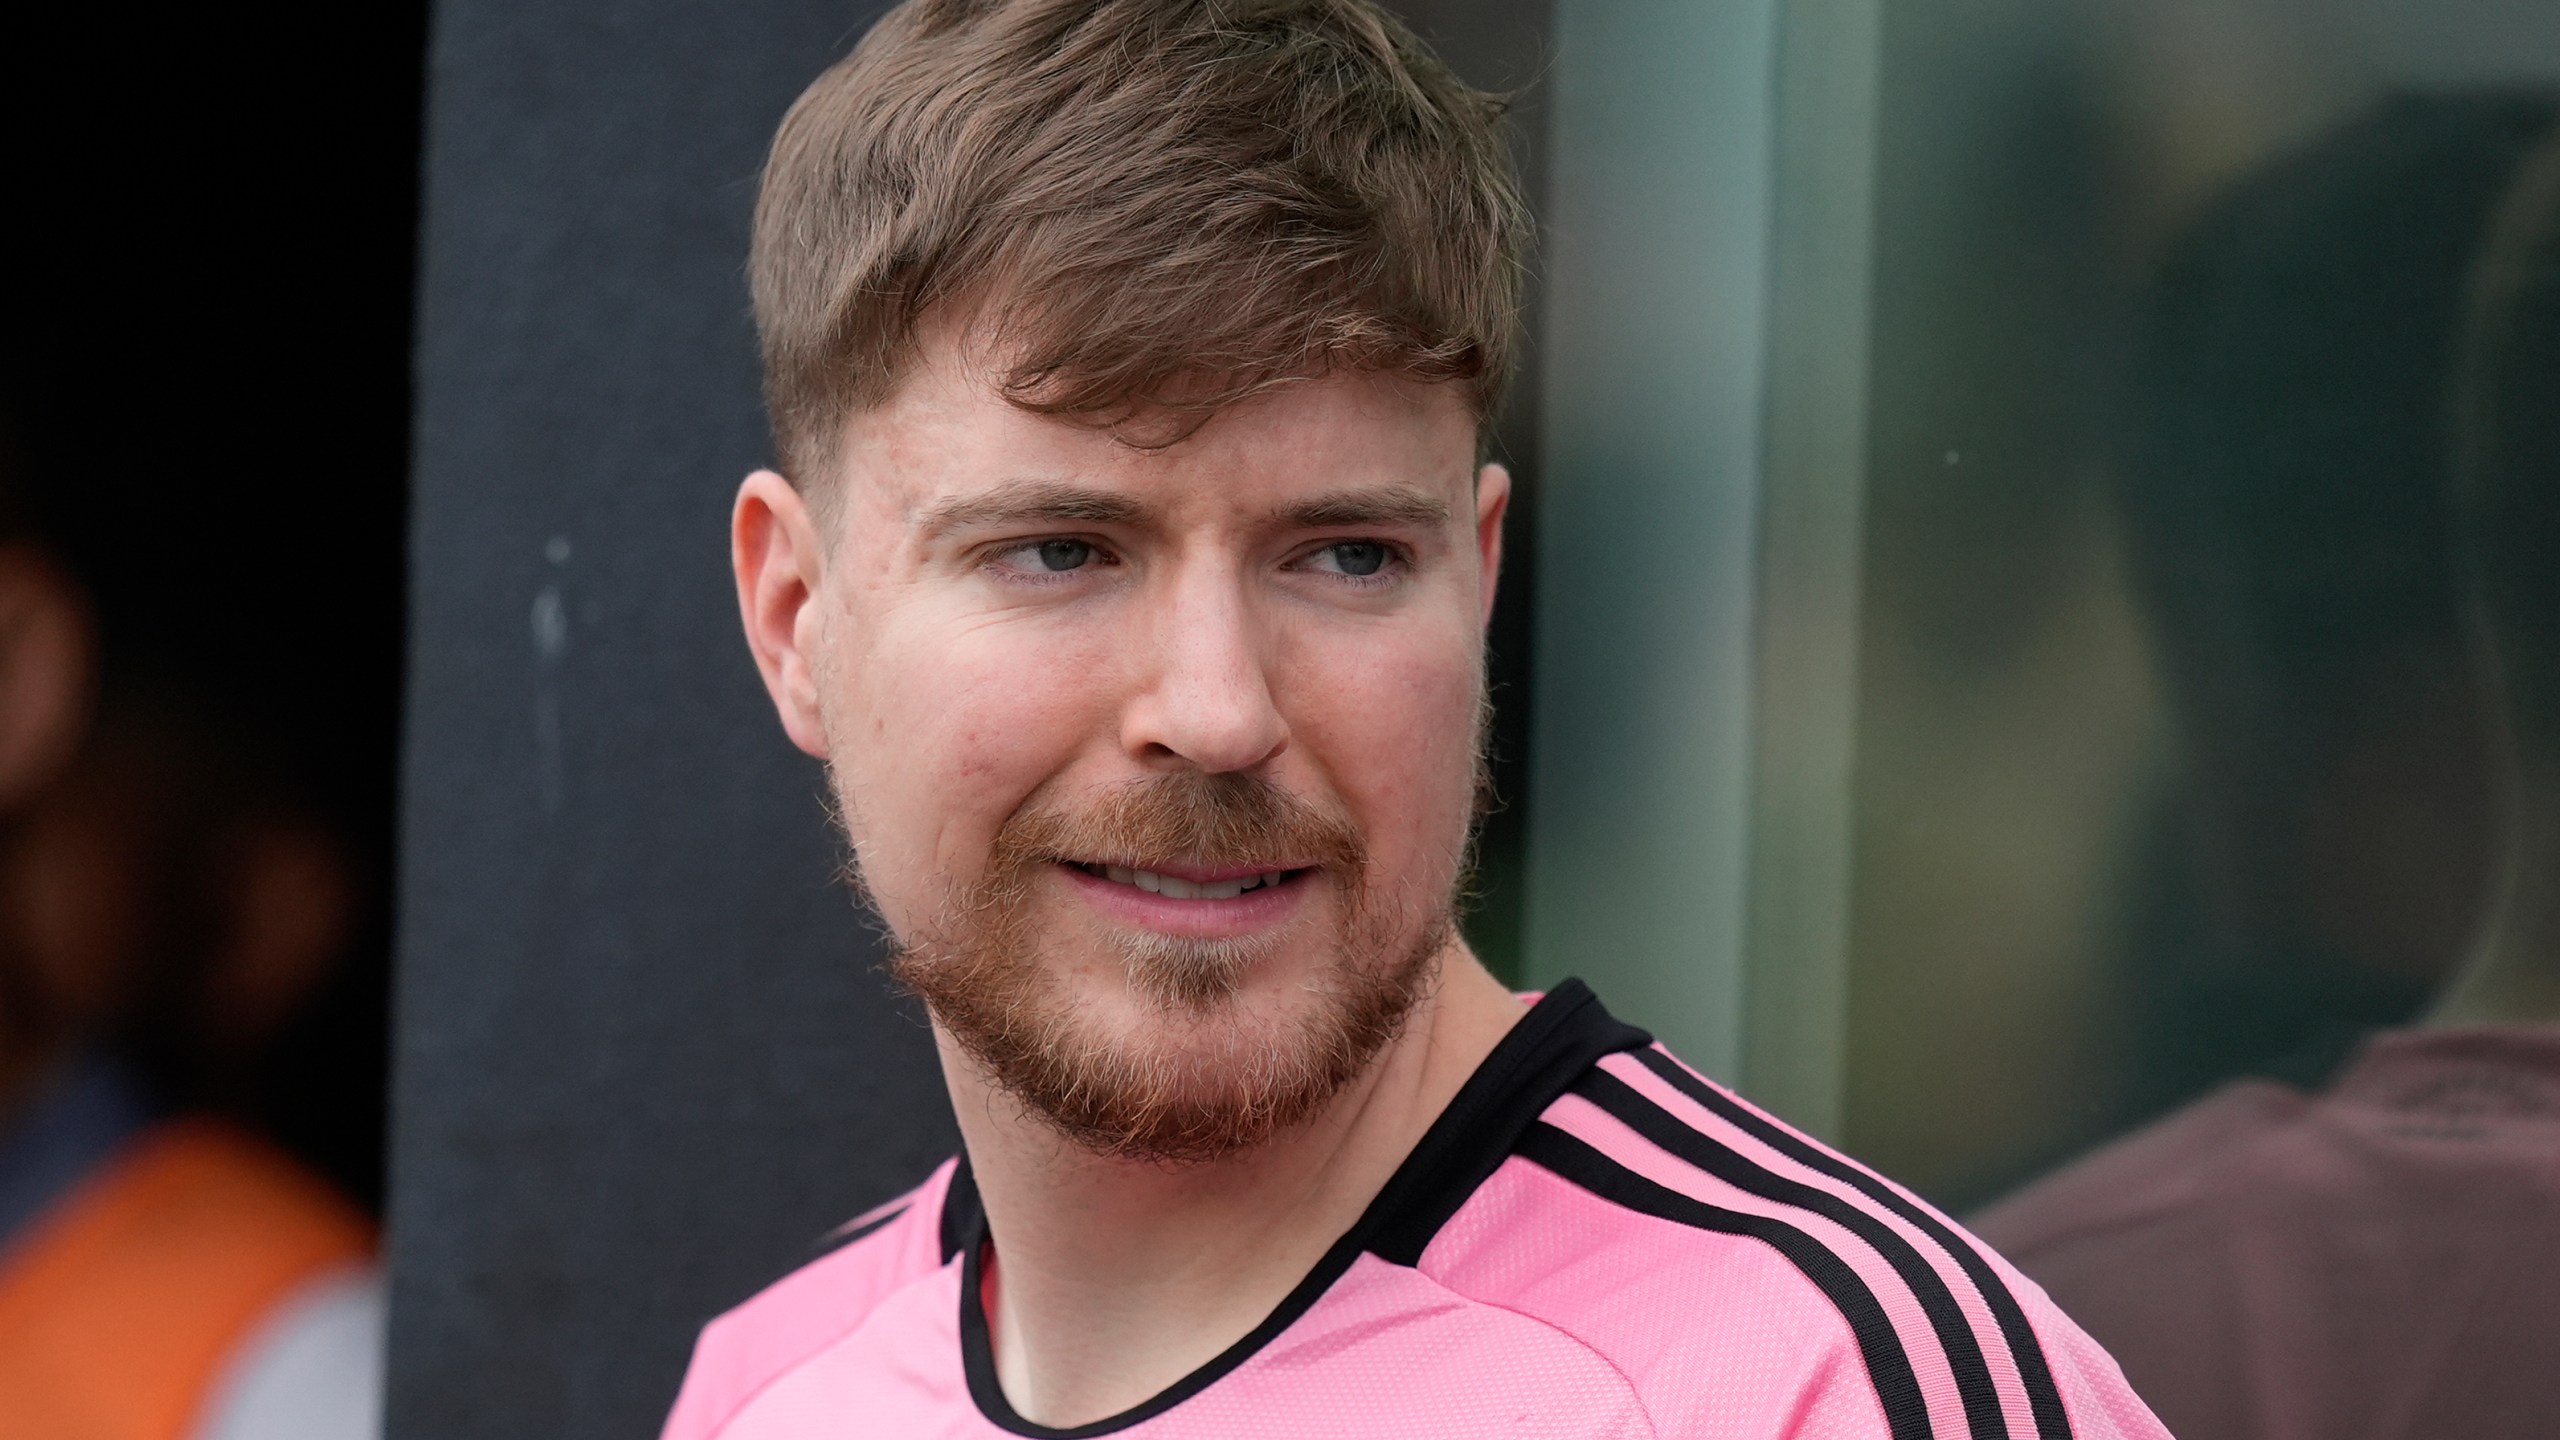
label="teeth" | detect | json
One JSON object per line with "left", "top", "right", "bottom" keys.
{"left": 1094, "top": 867, "right": 1296, "bottom": 900}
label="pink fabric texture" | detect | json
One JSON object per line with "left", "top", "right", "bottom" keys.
{"left": 663, "top": 985, "right": 2166, "bottom": 1439}
{"left": 657, "top": 1161, "right": 961, "bottom": 1440}
{"left": 1976, "top": 1024, "right": 2560, "bottom": 1440}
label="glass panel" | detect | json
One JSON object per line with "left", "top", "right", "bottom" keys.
{"left": 1525, "top": 0, "right": 1787, "bottom": 1075}
{"left": 1822, "top": 0, "right": 2560, "bottom": 1434}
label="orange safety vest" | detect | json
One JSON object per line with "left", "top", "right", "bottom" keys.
{"left": 0, "top": 1119, "right": 374, "bottom": 1440}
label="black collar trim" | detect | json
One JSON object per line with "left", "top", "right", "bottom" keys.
{"left": 939, "top": 1163, "right": 982, "bottom": 1266}
{"left": 941, "top": 978, "right": 1649, "bottom": 1438}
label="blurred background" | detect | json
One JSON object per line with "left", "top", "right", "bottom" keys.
{"left": 1, "top": 8, "right": 419, "bottom": 1437}
{"left": 4, "top": 1, "right": 2555, "bottom": 1438}
{"left": 1752, "top": 0, "right": 2560, "bottom": 1209}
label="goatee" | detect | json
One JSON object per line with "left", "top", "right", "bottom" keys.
{"left": 871, "top": 770, "right": 1448, "bottom": 1163}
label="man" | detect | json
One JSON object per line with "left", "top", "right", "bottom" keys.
{"left": 665, "top": 2, "right": 2166, "bottom": 1436}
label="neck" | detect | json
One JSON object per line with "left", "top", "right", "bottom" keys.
{"left": 2432, "top": 758, "right": 2560, "bottom": 1027}
{"left": 942, "top": 943, "right": 1524, "bottom": 1430}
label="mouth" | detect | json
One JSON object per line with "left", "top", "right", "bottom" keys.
{"left": 1054, "top": 858, "right": 1319, "bottom": 940}
{"left": 1066, "top": 861, "right": 1313, "bottom": 901}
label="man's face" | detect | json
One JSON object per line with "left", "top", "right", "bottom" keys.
{"left": 737, "top": 343, "right": 1507, "bottom": 1161}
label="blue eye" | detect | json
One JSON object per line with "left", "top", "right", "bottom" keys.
{"left": 986, "top": 536, "right": 1115, "bottom": 584}
{"left": 1034, "top": 539, "right": 1094, "bottom": 571}
{"left": 1324, "top": 542, "right": 1388, "bottom": 577}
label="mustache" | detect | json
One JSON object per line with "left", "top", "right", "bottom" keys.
{"left": 989, "top": 770, "right": 1366, "bottom": 879}
{"left": 896, "top": 765, "right": 1432, "bottom": 1161}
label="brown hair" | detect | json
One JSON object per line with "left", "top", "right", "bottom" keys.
{"left": 750, "top": 0, "right": 1529, "bottom": 485}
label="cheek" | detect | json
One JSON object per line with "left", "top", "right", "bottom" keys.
{"left": 1286, "top": 616, "right": 1484, "bottom": 867}
{"left": 822, "top": 603, "right": 1115, "bottom": 908}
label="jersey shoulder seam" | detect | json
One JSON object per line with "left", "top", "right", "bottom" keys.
{"left": 1405, "top": 1263, "right": 1665, "bottom": 1439}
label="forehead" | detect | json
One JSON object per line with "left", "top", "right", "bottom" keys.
{"left": 834, "top": 347, "right": 1478, "bottom": 528}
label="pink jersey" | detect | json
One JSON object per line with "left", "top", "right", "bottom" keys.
{"left": 661, "top": 982, "right": 2167, "bottom": 1439}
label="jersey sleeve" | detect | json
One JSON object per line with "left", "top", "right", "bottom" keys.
{"left": 1471, "top": 1048, "right": 2175, "bottom": 1440}
{"left": 1975, "top": 1255, "right": 2170, "bottom": 1440}
{"left": 1719, "top": 1293, "right": 2169, "bottom": 1440}
{"left": 660, "top": 1162, "right": 955, "bottom": 1440}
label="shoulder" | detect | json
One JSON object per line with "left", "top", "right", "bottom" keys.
{"left": 0, "top": 1120, "right": 374, "bottom": 1440}
{"left": 1424, "top": 1044, "right": 2170, "bottom": 1440}
{"left": 1970, "top": 1079, "right": 2305, "bottom": 1263}
{"left": 1963, "top": 1075, "right": 2405, "bottom": 1404}
{"left": 658, "top": 1159, "right": 960, "bottom": 1440}
{"left": 41, "top": 1119, "right": 374, "bottom": 1268}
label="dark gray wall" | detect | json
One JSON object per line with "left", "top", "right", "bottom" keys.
{"left": 388, "top": 4, "right": 937, "bottom": 1435}
{"left": 388, "top": 2, "right": 1550, "bottom": 1434}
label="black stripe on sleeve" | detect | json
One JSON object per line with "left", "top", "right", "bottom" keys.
{"left": 1631, "top": 1048, "right": 2075, "bottom": 1440}
{"left": 1576, "top": 1070, "right": 2011, "bottom": 1440}
{"left": 1516, "top": 1123, "right": 1934, "bottom": 1440}
{"left": 808, "top": 1202, "right": 911, "bottom": 1263}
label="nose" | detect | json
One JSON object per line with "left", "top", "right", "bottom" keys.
{"left": 1120, "top": 559, "right": 1289, "bottom": 774}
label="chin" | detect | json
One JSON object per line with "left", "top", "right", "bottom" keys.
{"left": 895, "top": 909, "right": 1449, "bottom": 1164}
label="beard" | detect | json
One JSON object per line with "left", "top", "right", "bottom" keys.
{"left": 859, "top": 769, "right": 1459, "bottom": 1164}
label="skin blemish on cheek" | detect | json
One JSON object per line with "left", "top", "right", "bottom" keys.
{"left": 955, "top": 734, "right": 1002, "bottom": 781}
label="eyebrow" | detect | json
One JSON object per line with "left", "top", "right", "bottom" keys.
{"left": 1278, "top": 486, "right": 1451, "bottom": 530}
{"left": 912, "top": 479, "right": 1454, "bottom": 540}
{"left": 913, "top": 480, "right": 1150, "bottom": 539}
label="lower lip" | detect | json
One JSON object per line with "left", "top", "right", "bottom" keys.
{"left": 1057, "top": 863, "right": 1315, "bottom": 939}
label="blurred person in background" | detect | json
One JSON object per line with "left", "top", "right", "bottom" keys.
{"left": 0, "top": 377, "right": 385, "bottom": 1438}
{"left": 0, "top": 5, "right": 414, "bottom": 1434}
{"left": 0, "top": 0, "right": 422, "bottom": 1431}
{"left": 1975, "top": 95, "right": 2560, "bottom": 1439}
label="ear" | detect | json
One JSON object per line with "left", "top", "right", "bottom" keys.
{"left": 733, "top": 471, "right": 834, "bottom": 758}
{"left": 1473, "top": 462, "right": 1511, "bottom": 630}
{"left": 0, "top": 546, "right": 94, "bottom": 808}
